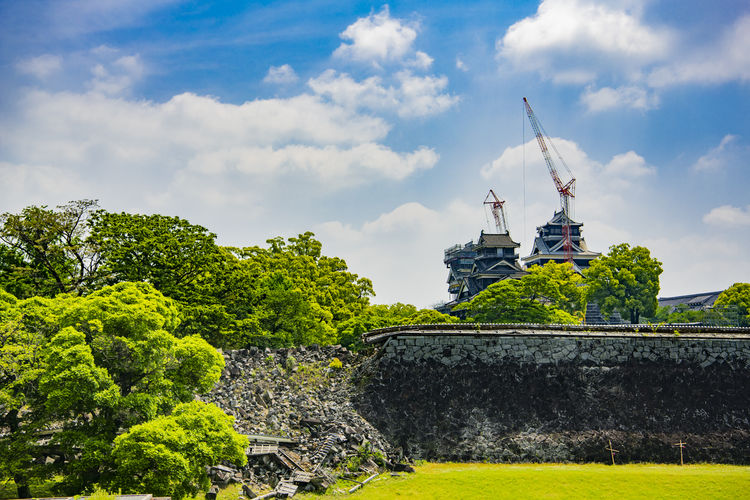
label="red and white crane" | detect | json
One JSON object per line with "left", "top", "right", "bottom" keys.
{"left": 523, "top": 97, "right": 575, "bottom": 262}
{"left": 483, "top": 189, "right": 508, "bottom": 234}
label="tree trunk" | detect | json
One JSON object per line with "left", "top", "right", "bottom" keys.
{"left": 14, "top": 473, "right": 31, "bottom": 499}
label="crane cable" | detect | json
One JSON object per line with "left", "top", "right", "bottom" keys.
{"left": 522, "top": 101, "right": 527, "bottom": 253}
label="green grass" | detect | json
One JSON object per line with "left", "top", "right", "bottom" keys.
{"left": 299, "top": 463, "right": 750, "bottom": 500}
{"left": 4, "top": 464, "right": 748, "bottom": 500}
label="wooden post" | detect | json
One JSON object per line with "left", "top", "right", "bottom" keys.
{"left": 673, "top": 440, "right": 687, "bottom": 465}
{"left": 605, "top": 440, "right": 619, "bottom": 466}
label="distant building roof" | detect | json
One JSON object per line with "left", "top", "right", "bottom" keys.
{"left": 658, "top": 291, "right": 723, "bottom": 310}
{"left": 477, "top": 231, "right": 520, "bottom": 248}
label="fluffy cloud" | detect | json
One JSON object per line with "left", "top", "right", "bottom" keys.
{"left": 334, "top": 6, "right": 419, "bottom": 65}
{"left": 497, "top": 0, "right": 672, "bottom": 82}
{"left": 0, "top": 83, "right": 438, "bottom": 217}
{"left": 480, "top": 137, "right": 655, "bottom": 255}
{"left": 186, "top": 143, "right": 438, "bottom": 185}
{"left": 407, "top": 51, "right": 433, "bottom": 70}
{"left": 702, "top": 205, "right": 750, "bottom": 227}
{"left": 263, "top": 64, "right": 298, "bottom": 84}
{"left": 0, "top": 161, "right": 89, "bottom": 212}
{"left": 580, "top": 85, "right": 658, "bottom": 112}
{"left": 649, "top": 15, "right": 750, "bottom": 87}
{"left": 692, "top": 135, "right": 739, "bottom": 172}
{"left": 16, "top": 54, "right": 63, "bottom": 79}
{"left": 315, "top": 200, "right": 483, "bottom": 307}
{"left": 89, "top": 53, "right": 145, "bottom": 95}
{"left": 308, "top": 69, "right": 458, "bottom": 118}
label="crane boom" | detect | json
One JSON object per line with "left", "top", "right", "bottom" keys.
{"left": 483, "top": 189, "right": 508, "bottom": 233}
{"left": 523, "top": 97, "right": 575, "bottom": 217}
{"left": 523, "top": 97, "right": 575, "bottom": 263}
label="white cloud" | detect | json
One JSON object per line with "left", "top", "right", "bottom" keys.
{"left": 0, "top": 80, "right": 438, "bottom": 220}
{"left": 308, "top": 69, "right": 458, "bottom": 118}
{"left": 649, "top": 15, "right": 750, "bottom": 87}
{"left": 603, "top": 151, "right": 654, "bottom": 177}
{"left": 315, "top": 200, "right": 483, "bottom": 307}
{"left": 497, "top": 0, "right": 673, "bottom": 82}
{"left": 395, "top": 71, "right": 459, "bottom": 117}
{"left": 334, "top": 6, "right": 418, "bottom": 65}
{"left": 0, "top": 161, "right": 89, "bottom": 211}
{"left": 480, "top": 137, "right": 656, "bottom": 254}
{"left": 455, "top": 57, "right": 468, "bottom": 72}
{"left": 692, "top": 135, "right": 739, "bottom": 172}
{"left": 186, "top": 143, "right": 438, "bottom": 185}
{"left": 703, "top": 205, "right": 750, "bottom": 227}
{"left": 89, "top": 54, "right": 145, "bottom": 96}
{"left": 644, "top": 233, "right": 749, "bottom": 296}
{"left": 580, "top": 85, "right": 658, "bottom": 112}
{"left": 263, "top": 64, "right": 299, "bottom": 84}
{"left": 16, "top": 54, "right": 63, "bottom": 79}
{"left": 407, "top": 51, "right": 433, "bottom": 70}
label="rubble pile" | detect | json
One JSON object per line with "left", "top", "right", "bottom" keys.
{"left": 200, "top": 345, "right": 396, "bottom": 494}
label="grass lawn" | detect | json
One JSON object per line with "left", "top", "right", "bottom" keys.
{"left": 3, "top": 464, "right": 748, "bottom": 499}
{"left": 298, "top": 463, "right": 750, "bottom": 500}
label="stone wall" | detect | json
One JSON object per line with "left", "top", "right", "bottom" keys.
{"left": 355, "top": 331, "right": 750, "bottom": 464}
{"left": 381, "top": 333, "right": 750, "bottom": 368}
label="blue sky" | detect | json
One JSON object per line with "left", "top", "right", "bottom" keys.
{"left": 1, "top": 0, "right": 748, "bottom": 307}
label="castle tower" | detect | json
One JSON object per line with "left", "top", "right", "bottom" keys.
{"left": 522, "top": 210, "right": 600, "bottom": 273}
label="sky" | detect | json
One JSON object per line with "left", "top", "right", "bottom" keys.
{"left": 1, "top": 0, "right": 749, "bottom": 308}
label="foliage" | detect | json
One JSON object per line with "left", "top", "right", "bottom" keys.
{"left": 455, "top": 262, "right": 583, "bottom": 324}
{"left": 714, "top": 283, "right": 750, "bottom": 326}
{"left": 653, "top": 305, "right": 705, "bottom": 324}
{"left": 328, "top": 357, "right": 343, "bottom": 370}
{"left": 88, "top": 211, "right": 223, "bottom": 303}
{"left": 342, "top": 442, "right": 387, "bottom": 472}
{"left": 523, "top": 262, "right": 585, "bottom": 314}
{"left": 336, "top": 303, "right": 458, "bottom": 349}
{"left": 1, "top": 203, "right": 382, "bottom": 349}
{"left": 0, "top": 282, "right": 228, "bottom": 497}
{"left": 111, "top": 401, "right": 248, "bottom": 500}
{"left": 584, "top": 243, "right": 663, "bottom": 324}
{"left": 0, "top": 200, "right": 101, "bottom": 298}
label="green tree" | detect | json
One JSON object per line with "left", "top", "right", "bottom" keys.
{"left": 714, "top": 283, "right": 750, "bottom": 326}
{"left": 454, "top": 279, "right": 577, "bottom": 324}
{"left": 111, "top": 401, "right": 248, "bottom": 500}
{"left": 584, "top": 243, "right": 663, "bottom": 324}
{"left": 452, "top": 262, "right": 584, "bottom": 324}
{"left": 0, "top": 200, "right": 101, "bottom": 298}
{"left": 523, "top": 261, "right": 585, "bottom": 314}
{"left": 88, "top": 211, "right": 222, "bottom": 302}
{"left": 336, "top": 303, "right": 458, "bottom": 349}
{"left": 0, "top": 282, "right": 228, "bottom": 496}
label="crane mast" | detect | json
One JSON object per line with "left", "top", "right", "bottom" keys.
{"left": 483, "top": 189, "right": 508, "bottom": 233}
{"left": 523, "top": 97, "right": 575, "bottom": 262}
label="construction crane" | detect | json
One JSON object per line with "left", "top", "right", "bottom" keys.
{"left": 523, "top": 97, "right": 575, "bottom": 262}
{"left": 483, "top": 189, "right": 508, "bottom": 234}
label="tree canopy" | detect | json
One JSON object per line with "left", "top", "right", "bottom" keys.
{"left": 584, "top": 243, "right": 663, "bottom": 324}
{"left": 0, "top": 200, "right": 100, "bottom": 298}
{"left": 714, "top": 283, "right": 750, "bottom": 326}
{"left": 0, "top": 282, "right": 236, "bottom": 497}
{"left": 454, "top": 262, "right": 582, "bottom": 324}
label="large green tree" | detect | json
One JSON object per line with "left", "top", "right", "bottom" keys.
{"left": 453, "top": 262, "right": 583, "bottom": 324}
{"left": 0, "top": 282, "right": 231, "bottom": 497}
{"left": 111, "top": 401, "right": 248, "bottom": 500}
{"left": 88, "top": 211, "right": 223, "bottom": 302}
{"left": 0, "top": 200, "right": 101, "bottom": 298}
{"left": 584, "top": 243, "right": 663, "bottom": 324}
